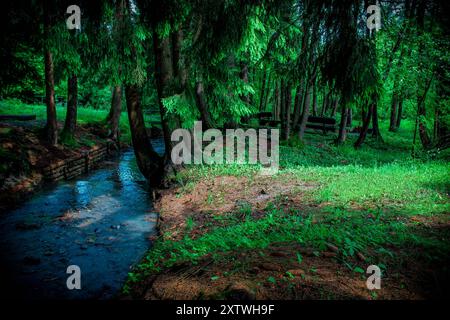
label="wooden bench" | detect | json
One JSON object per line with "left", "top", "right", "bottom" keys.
{"left": 304, "top": 116, "right": 336, "bottom": 133}
{"left": 255, "top": 112, "right": 337, "bottom": 133}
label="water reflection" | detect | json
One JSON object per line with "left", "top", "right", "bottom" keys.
{"left": 74, "top": 181, "right": 91, "bottom": 208}
{"left": 0, "top": 141, "right": 164, "bottom": 300}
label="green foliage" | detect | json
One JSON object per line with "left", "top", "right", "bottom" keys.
{"left": 0, "top": 45, "right": 44, "bottom": 99}
{"left": 2, "top": 0, "right": 448, "bottom": 147}
{"left": 162, "top": 93, "right": 200, "bottom": 128}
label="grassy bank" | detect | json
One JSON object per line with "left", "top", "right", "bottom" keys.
{"left": 125, "top": 120, "right": 450, "bottom": 299}
{"left": 0, "top": 99, "right": 161, "bottom": 144}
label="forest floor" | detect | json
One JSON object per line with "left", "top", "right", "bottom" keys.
{"left": 125, "top": 122, "right": 450, "bottom": 300}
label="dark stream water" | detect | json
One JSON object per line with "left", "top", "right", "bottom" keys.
{"left": 0, "top": 140, "right": 164, "bottom": 299}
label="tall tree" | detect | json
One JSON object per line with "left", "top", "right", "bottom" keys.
{"left": 43, "top": 0, "right": 57, "bottom": 146}
{"left": 121, "top": 0, "right": 163, "bottom": 184}
{"left": 259, "top": 68, "right": 268, "bottom": 112}
{"left": 62, "top": 74, "right": 78, "bottom": 138}
{"left": 414, "top": 0, "right": 433, "bottom": 149}
{"left": 336, "top": 106, "right": 349, "bottom": 144}
{"left": 125, "top": 84, "right": 163, "bottom": 184}
{"left": 281, "top": 82, "right": 291, "bottom": 140}
{"left": 106, "top": 85, "right": 122, "bottom": 143}
{"left": 153, "top": 31, "right": 176, "bottom": 158}
{"left": 298, "top": 84, "right": 312, "bottom": 140}
{"left": 105, "top": 0, "right": 126, "bottom": 144}
{"left": 354, "top": 103, "right": 374, "bottom": 149}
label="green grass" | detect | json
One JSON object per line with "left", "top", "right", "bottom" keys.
{"left": 1, "top": 98, "right": 111, "bottom": 122}
{"left": 172, "top": 126, "right": 448, "bottom": 217}
{"left": 287, "top": 162, "right": 449, "bottom": 215}
{"left": 126, "top": 120, "right": 450, "bottom": 293}
{"left": 0, "top": 98, "right": 161, "bottom": 144}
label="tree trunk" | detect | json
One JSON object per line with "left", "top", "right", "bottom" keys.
{"left": 259, "top": 68, "right": 267, "bottom": 112}
{"left": 170, "top": 30, "right": 186, "bottom": 130}
{"left": 63, "top": 74, "right": 78, "bottom": 137}
{"left": 195, "top": 81, "right": 212, "bottom": 129}
{"left": 280, "top": 80, "right": 286, "bottom": 137}
{"left": 107, "top": 85, "right": 122, "bottom": 142}
{"left": 416, "top": 75, "right": 434, "bottom": 148}
{"left": 312, "top": 82, "right": 318, "bottom": 116}
{"left": 153, "top": 31, "right": 175, "bottom": 158}
{"left": 371, "top": 103, "right": 383, "bottom": 141}
{"left": 240, "top": 62, "right": 250, "bottom": 105}
{"left": 282, "top": 84, "right": 291, "bottom": 140}
{"left": 389, "top": 83, "right": 399, "bottom": 132}
{"left": 239, "top": 62, "right": 250, "bottom": 124}
{"left": 105, "top": 0, "right": 124, "bottom": 144}
{"left": 43, "top": 0, "right": 57, "bottom": 146}
{"left": 434, "top": 107, "right": 439, "bottom": 141}
{"left": 292, "top": 81, "right": 306, "bottom": 130}
{"left": 321, "top": 90, "right": 330, "bottom": 117}
{"left": 125, "top": 85, "right": 162, "bottom": 185}
{"left": 418, "top": 122, "right": 432, "bottom": 148}
{"left": 415, "top": 0, "right": 432, "bottom": 149}
{"left": 171, "top": 30, "right": 187, "bottom": 91}
{"left": 263, "top": 75, "right": 271, "bottom": 112}
{"left": 331, "top": 98, "right": 338, "bottom": 117}
{"left": 273, "top": 82, "right": 280, "bottom": 121}
{"left": 336, "top": 105, "right": 348, "bottom": 145}
{"left": 389, "top": 73, "right": 404, "bottom": 132}
{"left": 346, "top": 108, "right": 352, "bottom": 128}
{"left": 354, "top": 103, "right": 374, "bottom": 149}
{"left": 389, "top": 93, "right": 398, "bottom": 132}
{"left": 396, "top": 98, "right": 403, "bottom": 129}
{"left": 292, "top": 85, "right": 303, "bottom": 131}
{"left": 298, "top": 84, "right": 312, "bottom": 141}
{"left": 171, "top": 32, "right": 181, "bottom": 80}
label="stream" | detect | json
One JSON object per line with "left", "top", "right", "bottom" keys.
{"left": 0, "top": 140, "right": 164, "bottom": 299}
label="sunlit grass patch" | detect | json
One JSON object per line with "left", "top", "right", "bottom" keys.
{"left": 0, "top": 98, "right": 160, "bottom": 144}
{"left": 286, "top": 161, "right": 449, "bottom": 215}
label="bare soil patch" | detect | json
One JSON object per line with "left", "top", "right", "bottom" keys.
{"left": 155, "top": 174, "right": 316, "bottom": 241}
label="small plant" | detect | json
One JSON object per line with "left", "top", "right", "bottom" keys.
{"left": 237, "top": 201, "right": 252, "bottom": 219}
{"left": 207, "top": 192, "right": 214, "bottom": 205}
{"left": 185, "top": 217, "right": 195, "bottom": 234}
{"left": 285, "top": 271, "right": 295, "bottom": 279}
{"left": 267, "top": 276, "right": 276, "bottom": 284}
{"left": 296, "top": 252, "right": 303, "bottom": 264}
